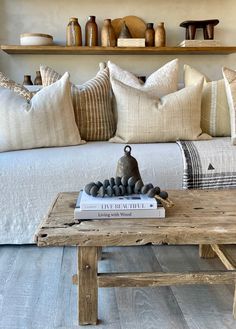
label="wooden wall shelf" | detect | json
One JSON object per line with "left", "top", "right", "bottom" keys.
{"left": 1, "top": 45, "right": 236, "bottom": 55}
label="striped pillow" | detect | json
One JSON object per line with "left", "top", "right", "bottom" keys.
{"left": 0, "top": 72, "right": 84, "bottom": 152}
{"left": 184, "top": 65, "right": 230, "bottom": 137}
{"left": 40, "top": 66, "right": 115, "bottom": 141}
{"left": 0, "top": 72, "right": 33, "bottom": 102}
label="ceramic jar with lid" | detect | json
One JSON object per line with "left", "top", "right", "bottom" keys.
{"left": 66, "top": 17, "right": 82, "bottom": 46}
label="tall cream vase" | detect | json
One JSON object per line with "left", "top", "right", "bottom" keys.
{"left": 155, "top": 22, "right": 166, "bottom": 47}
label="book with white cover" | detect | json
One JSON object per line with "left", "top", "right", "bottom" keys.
{"left": 74, "top": 192, "right": 165, "bottom": 220}
{"left": 79, "top": 190, "right": 158, "bottom": 211}
{"left": 179, "top": 40, "right": 222, "bottom": 47}
{"left": 117, "top": 38, "right": 145, "bottom": 47}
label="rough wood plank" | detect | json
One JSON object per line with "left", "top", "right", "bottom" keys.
{"left": 234, "top": 289, "right": 236, "bottom": 319}
{"left": 36, "top": 190, "right": 236, "bottom": 247}
{"left": 211, "top": 244, "right": 236, "bottom": 270}
{"left": 78, "top": 247, "right": 98, "bottom": 325}
{"left": 98, "top": 271, "right": 236, "bottom": 287}
{"left": 199, "top": 244, "right": 216, "bottom": 258}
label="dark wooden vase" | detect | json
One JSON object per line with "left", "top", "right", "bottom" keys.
{"left": 101, "top": 19, "right": 116, "bottom": 47}
{"left": 66, "top": 17, "right": 82, "bottom": 46}
{"left": 34, "top": 71, "right": 42, "bottom": 85}
{"left": 145, "top": 23, "right": 155, "bottom": 47}
{"left": 85, "top": 16, "right": 98, "bottom": 47}
{"left": 23, "top": 75, "right": 33, "bottom": 85}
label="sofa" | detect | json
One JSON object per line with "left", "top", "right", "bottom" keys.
{"left": 1, "top": 59, "right": 236, "bottom": 244}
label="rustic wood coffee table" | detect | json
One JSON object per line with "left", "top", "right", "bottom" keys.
{"left": 35, "top": 189, "right": 236, "bottom": 325}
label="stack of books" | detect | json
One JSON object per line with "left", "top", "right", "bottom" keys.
{"left": 179, "top": 40, "right": 222, "bottom": 47}
{"left": 74, "top": 190, "right": 165, "bottom": 220}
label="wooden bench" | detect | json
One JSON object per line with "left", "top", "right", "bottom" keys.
{"left": 35, "top": 189, "right": 236, "bottom": 325}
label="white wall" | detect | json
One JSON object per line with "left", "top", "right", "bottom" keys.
{"left": 0, "top": 0, "right": 236, "bottom": 84}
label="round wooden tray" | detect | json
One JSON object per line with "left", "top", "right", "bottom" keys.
{"left": 111, "top": 15, "right": 146, "bottom": 38}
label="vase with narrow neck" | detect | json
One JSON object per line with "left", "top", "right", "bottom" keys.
{"left": 101, "top": 19, "right": 116, "bottom": 47}
{"left": 155, "top": 22, "right": 166, "bottom": 47}
{"left": 66, "top": 17, "right": 82, "bottom": 46}
{"left": 34, "top": 71, "right": 42, "bottom": 85}
{"left": 145, "top": 23, "right": 155, "bottom": 47}
{"left": 85, "top": 15, "right": 98, "bottom": 47}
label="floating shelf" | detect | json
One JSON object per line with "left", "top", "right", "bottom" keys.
{"left": 1, "top": 45, "right": 236, "bottom": 55}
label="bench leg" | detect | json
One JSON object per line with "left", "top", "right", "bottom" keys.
{"left": 78, "top": 246, "right": 98, "bottom": 325}
{"left": 199, "top": 244, "right": 216, "bottom": 258}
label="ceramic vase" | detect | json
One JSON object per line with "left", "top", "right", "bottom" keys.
{"left": 34, "top": 71, "right": 42, "bottom": 85}
{"left": 23, "top": 75, "right": 33, "bottom": 85}
{"left": 145, "top": 23, "right": 155, "bottom": 47}
{"left": 101, "top": 19, "right": 116, "bottom": 47}
{"left": 66, "top": 17, "right": 82, "bottom": 46}
{"left": 85, "top": 16, "right": 98, "bottom": 47}
{"left": 155, "top": 22, "right": 166, "bottom": 47}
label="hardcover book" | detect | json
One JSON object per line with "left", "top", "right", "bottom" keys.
{"left": 74, "top": 191, "right": 165, "bottom": 220}
{"left": 79, "top": 190, "right": 158, "bottom": 211}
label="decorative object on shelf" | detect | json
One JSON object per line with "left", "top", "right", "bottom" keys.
{"left": 22, "top": 75, "right": 33, "bottom": 85}
{"left": 117, "top": 38, "right": 145, "bottom": 47}
{"left": 111, "top": 15, "right": 146, "bottom": 39}
{"left": 101, "top": 19, "right": 116, "bottom": 47}
{"left": 118, "top": 22, "right": 132, "bottom": 38}
{"left": 180, "top": 19, "right": 219, "bottom": 40}
{"left": 34, "top": 71, "right": 42, "bottom": 85}
{"left": 20, "top": 33, "right": 53, "bottom": 46}
{"left": 116, "top": 145, "right": 143, "bottom": 183}
{"left": 179, "top": 40, "right": 221, "bottom": 47}
{"left": 155, "top": 22, "right": 166, "bottom": 47}
{"left": 66, "top": 17, "right": 82, "bottom": 46}
{"left": 85, "top": 15, "right": 98, "bottom": 47}
{"left": 145, "top": 23, "right": 155, "bottom": 47}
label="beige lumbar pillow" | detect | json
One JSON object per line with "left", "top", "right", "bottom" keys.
{"left": 222, "top": 67, "right": 236, "bottom": 145}
{"left": 108, "top": 59, "right": 179, "bottom": 98}
{"left": 109, "top": 77, "right": 211, "bottom": 143}
{"left": 0, "top": 72, "right": 84, "bottom": 152}
{"left": 40, "top": 65, "right": 115, "bottom": 141}
{"left": 184, "top": 64, "right": 230, "bottom": 137}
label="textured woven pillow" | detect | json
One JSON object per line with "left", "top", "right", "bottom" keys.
{"left": 109, "top": 77, "right": 211, "bottom": 143}
{"left": 40, "top": 65, "right": 115, "bottom": 141}
{"left": 222, "top": 67, "right": 236, "bottom": 145}
{"left": 108, "top": 59, "right": 179, "bottom": 98}
{"left": 184, "top": 65, "right": 230, "bottom": 137}
{"left": 0, "top": 72, "right": 34, "bottom": 102}
{"left": 0, "top": 72, "right": 84, "bottom": 152}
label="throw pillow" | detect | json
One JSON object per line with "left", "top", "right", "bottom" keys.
{"left": 0, "top": 72, "right": 33, "bottom": 102}
{"left": 222, "top": 67, "right": 236, "bottom": 145}
{"left": 184, "top": 64, "right": 230, "bottom": 137}
{"left": 108, "top": 58, "right": 179, "bottom": 98}
{"left": 0, "top": 72, "right": 84, "bottom": 152}
{"left": 40, "top": 65, "right": 115, "bottom": 141}
{"left": 109, "top": 77, "right": 211, "bottom": 143}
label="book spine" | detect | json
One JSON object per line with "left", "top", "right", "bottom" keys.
{"left": 74, "top": 208, "right": 165, "bottom": 220}
{"left": 80, "top": 201, "right": 157, "bottom": 211}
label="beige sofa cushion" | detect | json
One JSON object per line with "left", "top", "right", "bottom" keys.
{"left": 40, "top": 66, "right": 115, "bottom": 141}
{"left": 109, "top": 77, "right": 211, "bottom": 143}
{"left": 184, "top": 64, "right": 230, "bottom": 137}
{"left": 222, "top": 67, "right": 236, "bottom": 145}
{"left": 0, "top": 72, "right": 84, "bottom": 152}
{"left": 108, "top": 58, "right": 179, "bottom": 98}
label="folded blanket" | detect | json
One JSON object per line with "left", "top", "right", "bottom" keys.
{"left": 177, "top": 137, "right": 236, "bottom": 189}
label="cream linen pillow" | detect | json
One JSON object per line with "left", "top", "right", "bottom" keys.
{"left": 222, "top": 67, "right": 236, "bottom": 145}
{"left": 0, "top": 72, "right": 84, "bottom": 152}
{"left": 184, "top": 64, "right": 230, "bottom": 137}
{"left": 108, "top": 59, "right": 179, "bottom": 98}
{"left": 109, "top": 78, "right": 211, "bottom": 143}
{"left": 40, "top": 65, "right": 115, "bottom": 141}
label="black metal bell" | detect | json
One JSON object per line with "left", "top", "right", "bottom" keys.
{"left": 116, "top": 145, "right": 143, "bottom": 184}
